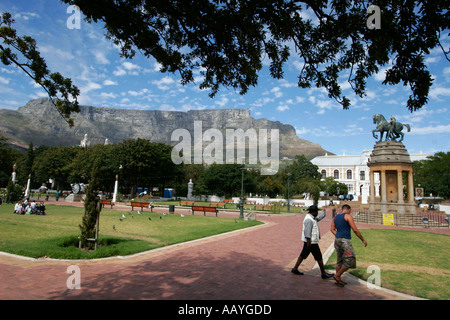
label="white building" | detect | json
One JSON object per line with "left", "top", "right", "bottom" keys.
{"left": 311, "top": 151, "right": 431, "bottom": 201}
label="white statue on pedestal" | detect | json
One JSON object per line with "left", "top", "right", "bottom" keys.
{"left": 187, "top": 179, "right": 193, "bottom": 200}
{"left": 80, "top": 134, "right": 90, "bottom": 148}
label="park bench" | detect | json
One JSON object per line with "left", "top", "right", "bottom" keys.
{"left": 191, "top": 205, "right": 218, "bottom": 217}
{"left": 131, "top": 201, "right": 154, "bottom": 212}
{"left": 210, "top": 202, "right": 225, "bottom": 208}
{"left": 255, "top": 204, "right": 272, "bottom": 211}
{"left": 292, "top": 202, "right": 305, "bottom": 207}
{"left": 100, "top": 199, "right": 114, "bottom": 209}
{"left": 180, "top": 200, "right": 195, "bottom": 206}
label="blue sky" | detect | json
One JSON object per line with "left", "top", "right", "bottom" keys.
{"left": 1, "top": 1, "right": 449, "bottom": 157}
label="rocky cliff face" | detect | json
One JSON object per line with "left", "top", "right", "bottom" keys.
{"left": 0, "top": 98, "right": 330, "bottom": 158}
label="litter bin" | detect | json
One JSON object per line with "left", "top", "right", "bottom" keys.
{"left": 169, "top": 204, "right": 175, "bottom": 213}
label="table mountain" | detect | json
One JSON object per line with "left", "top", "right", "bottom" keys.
{"left": 0, "top": 98, "right": 331, "bottom": 158}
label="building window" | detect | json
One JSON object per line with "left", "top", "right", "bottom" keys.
{"left": 347, "top": 169, "right": 352, "bottom": 179}
{"left": 360, "top": 171, "right": 365, "bottom": 181}
{"left": 334, "top": 169, "right": 339, "bottom": 179}
{"left": 321, "top": 170, "right": 326, "bottom": 178}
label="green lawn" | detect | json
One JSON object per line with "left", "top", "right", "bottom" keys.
{"left": 0, "top": 203, "right": 261, "bottom": 260}
{"left": 325, "top": 229, "right": 450, "bottom": 300}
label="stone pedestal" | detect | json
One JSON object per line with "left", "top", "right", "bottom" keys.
{"left": 187, "top": 179, "right": 194, "bottom": 200}
{"left": 368, "top": 141, "right": 416, "bottom": 215}
{"left": 65, "top": 193, "right": 84, "bottom": 203}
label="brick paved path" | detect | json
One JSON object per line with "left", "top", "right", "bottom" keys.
{"left": 1, "top": 203, "right": 439, "bottom": 300}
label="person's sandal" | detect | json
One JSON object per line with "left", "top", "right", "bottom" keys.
{"left": 333, "top": 274, "right": 346, "bottom": 286}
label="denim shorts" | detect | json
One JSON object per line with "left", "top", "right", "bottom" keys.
{"left": 334, "top": 238, "right": 356, "bottom": 268}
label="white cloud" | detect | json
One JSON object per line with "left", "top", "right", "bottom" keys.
{"left": 81, "top": 82, "right": 102, "bottom": 93}
{"left": 215, "top": 96, "right": 229, "bottom": 107}
{"left": 429, "top": 86, "right": 450, "bottom": 100}
{"left": 152, "top": 76, "right": 176, "bottom": 91}
{"left": 113, "top": 62, "right": 141, "bottom": 76}
{"left": 268, "top": 86, "right": 283, "bottom": 98}
{"left": 252, "top": 97, "right": 274, "bottom": 107}
{"left": 113, "top": 67, "right": 126, "bottom": 76}
{"left": 128, "top": 88, "right": 149, "bottom": 97}
{"left": 103, "top": 80, "right": 118, "bottom": 86}
{"left": 276, "top": 105, "right": 289, "bottom": 112}
{"left": 99, "top": 92, "right": 118, "bottom": 99}
{"left": 122, "top": 61, "right": 140, "bottom": 72}
{"left": 425, "top": 56, "right": 441, "bottom": 64}
{"left": 374, "top": 67, "right": 388, "bottom": 81}
{"left": 91, "top": 50, "right": 110, "bottom": 65}
{"left": 14, "top": 12, "right": 40, "bottom": 20}
{"left": 411, "top": 124, "right": 450, "bottom": 135}
{"left": 295, "top": 127, "right": 308, "bottom": 135}
{"left": 0, "top": 76, "right": 10, "bottom": 85}
{"left": 296, "top": 96, "right": 305, "bottom": 103}
{"left": 159, "top": 104, "right": 177, "bottom": 111}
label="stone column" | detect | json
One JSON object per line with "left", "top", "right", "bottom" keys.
{"left": 397, "top": 170, "right": 404, "bottom": 204}
{"left": 380, "top": 170, "right": 387, "bottom": 202}
{"left": 407, "top": 170, "right": 414, "bottom": 203}
{"left": 380, "top": 169, "right": 387, "bottom": 212}
{"left": 369, "top": 170, "right": 375, "bottom": 203}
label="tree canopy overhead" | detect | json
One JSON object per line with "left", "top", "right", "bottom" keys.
{"left": 0, "top": 12, "right": 80, "bottom": 127}
{"left": 63, "top": 0, "right": 449, "bottom": 112}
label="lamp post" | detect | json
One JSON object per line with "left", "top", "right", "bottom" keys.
{"left": 287, "top": 173, "right": 291, "bottom": 213}
{"left": 239, "top": 165, "right": 245, "bottom": 219}
{"left": 112, "top": 165, "right": 122, "bottom": 203}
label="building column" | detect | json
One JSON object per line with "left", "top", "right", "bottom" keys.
{"left": 397, "top": 170, "right": 404, "bottom": 204}
{"left": 380, "top": 169, "right": 387, "bottom": 213}
{"left": 380, "top": 170, "right": 387, "bottom": 202}
{"left": 407, "top": 169, "right": 414, "bottom": 204}
{"left": 369, "top": 170, "right": 375, "bottom": 204}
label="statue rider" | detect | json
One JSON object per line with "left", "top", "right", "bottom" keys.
{"left": 388, "top": 116, "right": 396, "bottom": 140}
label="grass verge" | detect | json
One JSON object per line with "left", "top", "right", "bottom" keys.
{"left": 325, "top": 228, "right": 450, "bottom": 300}
{"left": 0, "top": 203, "right": 262, "bottom": 260}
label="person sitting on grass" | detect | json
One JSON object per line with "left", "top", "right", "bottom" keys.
{"left": 38, "top": 202, "right": 46, "bottom": 215}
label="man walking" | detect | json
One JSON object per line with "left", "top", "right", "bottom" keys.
{"left": 291, "top": 205, "right": 334, "bottom": 279}
{"left": 330, "top": 204, "right": 367, "bottom": 287}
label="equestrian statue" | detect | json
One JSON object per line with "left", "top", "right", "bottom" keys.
{"left": 372, "top": 114, "right": 410, "bottom": 142}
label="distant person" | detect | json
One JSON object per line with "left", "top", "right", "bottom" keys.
{"left": 38, "top": 202, "right": 46, "bottom": 215}
{"left": 330, "top": 204, "right": 367, "bottom": 287}
{"left": 291, "top": 205, "right": 334, "bottom": 280}
{"left": 30, "top": 200, "right": 37, "bottom": 214}
{"left": 14, "top": 202, "right": 21, "bottom": 214}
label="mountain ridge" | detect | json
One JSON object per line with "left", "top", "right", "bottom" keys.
{"left": 0, "top": 98, "right": 332, "bottom": 158}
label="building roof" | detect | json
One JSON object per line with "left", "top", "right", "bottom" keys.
{"left": 311, "top": 152, "right": 432, "bottom": 167}
{"left": 311, "top": 154, "right": 366, "bottom": 167}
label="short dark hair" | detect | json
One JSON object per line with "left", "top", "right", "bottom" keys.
{"left": 342, "top": 204, "right": 351, "bottom": 211}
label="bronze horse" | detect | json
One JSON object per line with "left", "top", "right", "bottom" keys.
{"left": 372, "top": 114, "right": 410, "bottom": 142}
